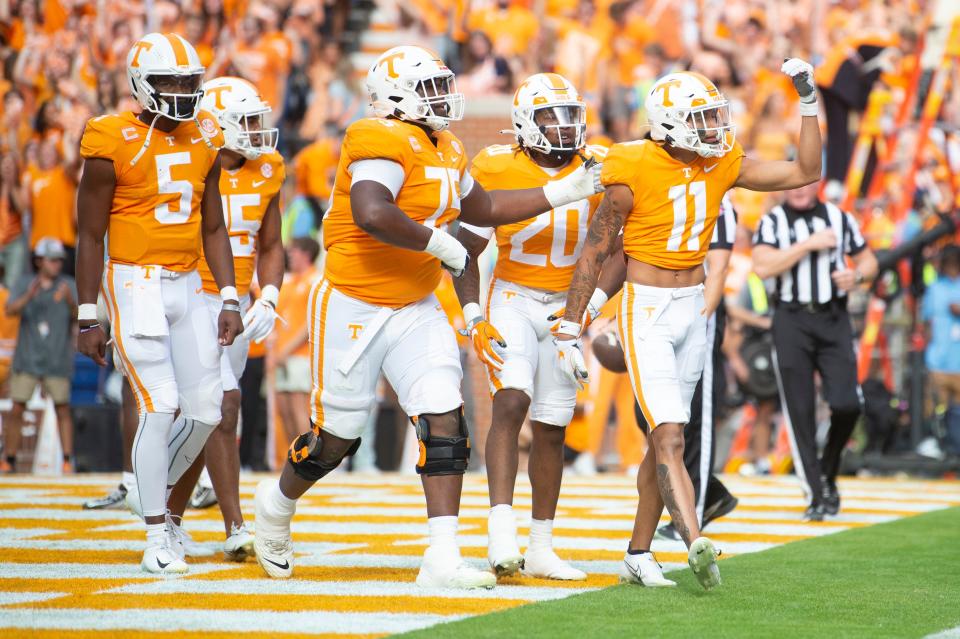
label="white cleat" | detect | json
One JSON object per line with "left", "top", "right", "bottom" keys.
{"left": 523, "top": 548, "right": 587, "bottom": 581}
{"left": 166, "top": 514, "right": 214, "bottom": 558}
{"left": 224, "top": 523, "right": 256, "bottom": 562}
{"left": 254, "top": 480, "right": 294, "bottom": 578}
{"left": 488, "top": 533, "right": 524, "bottom": 578}
{"left": 619, "top": 551, "right": 677, "bottom": 587}
{"left": 688, "top": 537, "right": 722, "bottom": 590}
{"left": 417, "top": 550, "right": 496, "bottom": 590}
{"left": 141, "top": 538, "right": 188, "bottom": 574}
{"left": 125, "top": 483, "right": 143, "bottom": 520}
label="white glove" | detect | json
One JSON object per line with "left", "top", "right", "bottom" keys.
{"left": 425, "top": 226, "right": 469, "bottom": 277}
{"left": 781, "top": 58, "right": 818, "bottom": 115}
{"left": 548, "top": 289, "right": 608, "bottom": 333}
{"left": 554, "top": 336, "right": 589, "bottom": 390}
{"left": 242, "top": 298, "right": 281, "bottom": 343}
{"left": 542, "top": 157, "right": 604, "bottom": 208}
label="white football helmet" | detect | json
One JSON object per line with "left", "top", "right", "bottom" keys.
{"left": 126, "top": 32, "right": 205, "bottom": 122}
{"left": 366, "top": 45, "right": 464, "bottom": 131}
{"left": 512, "top": 73, "right": 586, "bottom": 157}
{"left": 645, "top": 71, "right": 735, "bottom": 158}
{"left": 200, "top": 77, "right": 279, "bottom": 160}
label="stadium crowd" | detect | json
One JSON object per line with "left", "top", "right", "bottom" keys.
{"left": 0, "top": 0, "right": 958, "bottom": 477}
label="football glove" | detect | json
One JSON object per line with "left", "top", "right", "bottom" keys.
{"left": 542, "top": 157, "right": 604, "bottom": 208}
{"left": 242, "top": 298, "right": 282, "bottom": 343}
{"left": 425, "top": 226, "right": 469, "bottom": 278}
{"left": 781, "top": 58, "right": 816, "bottom": 104}
{"left": 464, "top": 317, "right": 507, "bottom": 371}
{"left": 548, "top": 289, "right": 608, "bottom": 334}
{"left": 554, "top": 336, "right": 589, "bottom": 390}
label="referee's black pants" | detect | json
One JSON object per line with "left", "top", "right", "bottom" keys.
{"left": 771, "top": 304, "right": 863, "bottom": 506}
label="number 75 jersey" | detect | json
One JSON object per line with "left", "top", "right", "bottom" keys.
{"left": 80, "top": 111, "right": 225, "bottom": 272}
{"left": 601, "top": 139, "right": 744, "bottom": 270}
{"left": 465, "top": 144, "right": 607, "bottom": 292}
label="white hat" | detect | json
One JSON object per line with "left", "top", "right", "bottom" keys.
{"left": 35, "top": 237, "right": 66, "bottom": 260}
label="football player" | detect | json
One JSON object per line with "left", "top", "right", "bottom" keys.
{"left": 556, "top": 59, "right": 822, "bottom": 590}
{"left": 253, "top": 45, "right": 603, "bottom": 589}
{"left": 75, "top": 33, "right": 244, "bottom": 574}
{"left": 164, "top": 76, "right": 285, "bottom": 562}
{"left": 454, "top": 73, "right": 622, "bottom": 581}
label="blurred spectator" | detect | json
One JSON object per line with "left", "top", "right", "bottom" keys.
{"left": 23, "top": 137, "right": 79, "bottom": 274}
{"left": 923, "top": 245, "right": 960, "bottom": 454}
{"left": 459, "top": 31, "right": 511, "bottom": 96}
{"left": 467, "top": 0, "right": 538, "bottom": 60}
{"left": 270, "top": 237, "right": 320, "bottom": 445}
{"left": 293, "top": 129, "right": 339, "bottom": 226}
{"left": 0, "top": 152, "right": 26, "bottom": 290}
{"left": 1, "top": 237, "right": 75, "bottom": 474}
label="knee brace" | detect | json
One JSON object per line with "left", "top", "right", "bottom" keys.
{"left": 413, "top": 409, "right": 470, "bottom": 476}
{"left": 287, "top": 426, "right": 361, "bottom": 482}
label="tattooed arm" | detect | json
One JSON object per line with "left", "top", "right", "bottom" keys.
{"left": 560, "top": 184, "right": 632, "bottom": 334}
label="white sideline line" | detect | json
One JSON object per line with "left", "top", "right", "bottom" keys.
{"left": 926, "top": 626, "right": 960, "bottom": 638}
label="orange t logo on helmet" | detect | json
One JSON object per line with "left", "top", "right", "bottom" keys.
{"left": 207, "top": 85, "right": 230, "bottom": 110}
{"left": 380, "top": 52, "right": 405, "bottom": 79}
{"left": 652, "top": 79, "right": 683, "bottom": 107}
{"left": 130, "top": 41, "right": 153, "bottom": 68}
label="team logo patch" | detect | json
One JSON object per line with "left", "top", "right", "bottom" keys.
{"left": 451, "top": 140, "right": 462, "bottom": 155}
{"left": 200, "top": 118, "right": 217, "bottom": 136}
{"left": 261, "top": 162, "right": 273, "bottom": 179}
{"left": 408, "top": 136, "right": 422, "bottom": 152}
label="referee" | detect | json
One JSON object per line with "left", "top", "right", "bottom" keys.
{"left": 752, "top": 182, "right": 878, "bottom": 521}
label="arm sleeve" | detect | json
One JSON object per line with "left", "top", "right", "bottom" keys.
{"left": 348, "top": 159, "right": 405, "bottom": 199}
{"left": 844, "top": 212, "right": 867, "bottom": 256}
{"left": 753, "top": 213, "right": 779, "bottom": 248}
{"left": 460, "top": 171, "right": 475, "bottom": 198}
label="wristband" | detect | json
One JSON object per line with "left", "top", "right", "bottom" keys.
{"left": 260, "top": 284, "right": 280, "bottom": 307}
{"left": 557, "top": 320, "right": 582, "bottom": 337}
{"left": 588, "top": 289, "right": 609, "bottom": 312}
{"left": 78, "top": 303, "right": 98, "bottom": 321}
{"left": 222, "top": 300, "right": 241, "bottom": 311}
{"left": 79, "top": 322, "right": 101, "bottom": 334}
{"left": 462, "top": 302, "right": 482, "bottom": 331}
{"left": 220, "top": 286, "right": 239, "bottom": 303}
{"left": 799, "top": 100, "right": 819, "bottom": 117}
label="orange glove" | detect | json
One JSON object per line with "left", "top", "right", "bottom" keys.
{"left": 469, "top": 319, "right": 507, "bottom": 370}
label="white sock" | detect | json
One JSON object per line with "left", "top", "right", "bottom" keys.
{"left": 167, "top": 416, "right": 217, "bottom": 485}
{"left": 122, "top": 471, "right": 136, "bottom": 491}
{"left": 528, "top": 518, "right": 554, "bottom": 552}
{"left": 427, "top": 515, "right": 460, "bottom": 557}
{"left": 145, "top": 522, "right": 166, "bottom": 546}
{"left": 488, "top": 503, "right": 516, "bottom": 536}
{"left": 132, "top": 413, "right": 174, "bottom": 518}
{"left": 263, "top": 481, "right": 297, "bottom": 521}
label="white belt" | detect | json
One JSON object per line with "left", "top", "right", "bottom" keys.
{"left": 634, "top": 283, "right": 704, "bottom": 341}
{"left": 335, "top": 305, "right": 394, "bottom": 376}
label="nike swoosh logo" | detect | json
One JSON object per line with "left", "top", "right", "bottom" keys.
{"left": 263, "top": 557, "right": 289, "bottom": 570}
{"left": 252, "top": 180, "right": 266, "bottom": 188}
{"left": 157, "top": 559, "right": 170, "bottom": 568}
{"left": 191, "top": 136, "right": 205, "bottom": 144}
{"left": 704, "top": 164, "right": 719, "bottom": 173}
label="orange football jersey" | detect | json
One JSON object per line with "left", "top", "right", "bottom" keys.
{"left": 79, "top": 110, "right": 225, "bottom": 272}
{"left": 197, "top": 151, "right": 286, "bottom": 295}
{"left": 470, "top": 144, "right": 607, "bottom": 292}
{"left": 26, "top": 164, "right": 77, "bottom": 248}
{"left": 601, "top": 139, "right": 744, "bottom": 270}
{"left": 323, "top": 118, "right": 469, "bottom": 308}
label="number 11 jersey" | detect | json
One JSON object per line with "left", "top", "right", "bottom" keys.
{"left": 79, "top": 110, "right": 225, "bottom": 272}
{"left": 601, "top": 139, "right": 743, "bottom": 270}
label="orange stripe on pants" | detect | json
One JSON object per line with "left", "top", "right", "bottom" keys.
{"left": 619, "top": 284, "right": 657, "bottom": 429}
{"left": 309, "top": 281, "right": 333, "bottom": 427}
{"left": 105, "top": 263, "right": 155, "bottom": 413}
{"left": 483, "top": 277, "right": 502, "bottom": 393}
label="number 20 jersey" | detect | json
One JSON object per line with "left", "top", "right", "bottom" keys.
{"left": 323, "top": 118, "right": 468, "bottom": 309}
{"left": 469, "top": 144, "right": 606, "bottom": 292}
{"left": 600, "top": 139, "right": 744, "bottom": 270}
{"left": 79, "top": 110, "right": 225, "bottom": 272}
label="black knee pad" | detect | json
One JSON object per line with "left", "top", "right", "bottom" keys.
{"left": 413, "top": 409, "right": 470, "bottom": 476}
{"left": 287, "top": 428, "right": 361, "bottom": 482}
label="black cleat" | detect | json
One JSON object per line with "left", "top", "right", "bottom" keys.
{"left": 821, "top": 476, "right": 840, "bottom": 516}
{"left": 703, "top": 493, "right": 739, "bottom": 528}
{"left": 655, "top": 522, "right": 681, "bottom": 541}
{"left": 83, "top": 484, "right": 128, "bottom": 510}
{"left": 803, "top": 503, "right": 826, "bottom": 522}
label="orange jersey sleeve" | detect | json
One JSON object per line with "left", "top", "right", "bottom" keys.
{"left": 323, "top": 118, "right": 469, "bottom": 308}
{"left": 80, "top": 111, "right": 223, "bottom": 272}
{"left": 197, "top": 151, "right": 286, "bottom": 295}
{"left": 603, "top": 139, "right": 744, "bottom": 270}
{"left": 471, "top": 144, "right": 607, "bottom": 292}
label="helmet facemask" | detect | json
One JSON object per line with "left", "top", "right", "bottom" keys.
{"left": 225, "top": 108, "right": 279, "bottom": 160}
{"left": 142, "top": 73, "right": 205, "bottom": 121}
{"left": 664, "top": 101, "right": 735, "bottom": 158}
{"left": 396, "top": 72, "right": 464, "bottom": 130}
{"left": 522, "top": 103, "right": 585, "bottom": 161}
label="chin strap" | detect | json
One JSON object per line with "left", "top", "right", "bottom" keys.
{"left": 129, "top": 112, "right": 161, "bottom": 167}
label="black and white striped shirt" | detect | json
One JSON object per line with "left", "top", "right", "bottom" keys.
{"left": 710, "top": 194, "right": 738, "bottom": 251}
{"left": 753, "top": 201, "right": 866, "bottom": 304}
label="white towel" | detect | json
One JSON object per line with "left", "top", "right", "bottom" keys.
{"left": 129, "top": 266, "right": 169, "bottom": 338}
{"left": 335, "top": 305, "right": 394, "bottom": 375}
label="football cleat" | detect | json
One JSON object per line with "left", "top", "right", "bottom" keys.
{"left": 821, "top": 476, "right": 840, "bottom": 516}
{"left": 83, "top": 484, "right": 128, "bottom": 510}
{"left": 523, "top": 548, "right": 587, "bottom": 581}
{"left": 141, "top": 538, "right": 188, "bottom": 574}
{"left": 488, "top": 534, "right": 524, "bottom": 578}
{"left": 803, "top": 503, "right": 826, "bottom": 522}
{"left": 166, "top": 513, "right": 214, "bottom": 558}
{"left": 190, "top": 484, "right": 218, "bottom": 510}
{"left": 688, "top": 537, "right": 722, "bottom": 590}
{"left": 125, "top": 482, "right": 143, "bottom": 519}
{"left": 224, "top": 523, "right": 256, "bottom": 562}
{"left": 417, "top": 550, "right": 496, "bottom": 590}
{"left": 619, "top": 551, "right": 676, "bottom": 587}
{"left": 254, "top": 480, "right": 294, "bottom": 578}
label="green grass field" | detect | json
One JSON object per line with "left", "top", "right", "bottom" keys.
{"left": 397, "top": 507, "right": 960, "bottom": 639}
